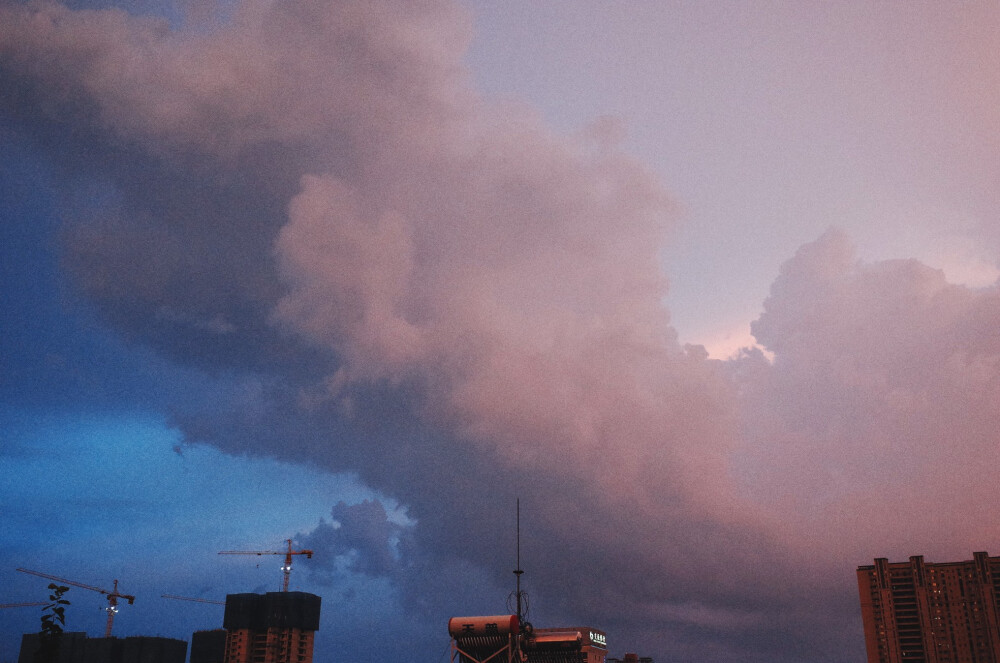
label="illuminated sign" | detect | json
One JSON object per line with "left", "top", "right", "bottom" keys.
{"left": 589, "top": 631, "right": 607, "bottom": 648}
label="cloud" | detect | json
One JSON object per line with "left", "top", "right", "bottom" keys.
{"left": 299, "top": 500, "right": 407, "bottom": 579}
{"left": 0, "top": 0, "right": 778, "bottom": 644}
{"left": 4, "top": 1, "right": 1000, "bottom": 661}
{"left": 739, "top": 230, "right": 1000, "bottom": 561}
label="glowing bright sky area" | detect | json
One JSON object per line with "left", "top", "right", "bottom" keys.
{"left": 465, "top": 1, "right": 1000, "bottom": 355}
{"left": 2, "top": 2, "right": 1000, "bottom": 662}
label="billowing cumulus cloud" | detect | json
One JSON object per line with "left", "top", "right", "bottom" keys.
{"left": 738, "top": 231, "right": 1000, "bottom": 562}
{"left": 300, "top": 500, "right": 407, "bottom": 579}
{"left": 3, "top": 1, "right": 1000, "bottom": 661}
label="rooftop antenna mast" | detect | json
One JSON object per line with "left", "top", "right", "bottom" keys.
{"left": 511, "top": 497, "right": 533, "bottom": 661}
{"left": 514, "top": 498, "right": 525, "bottom": 625}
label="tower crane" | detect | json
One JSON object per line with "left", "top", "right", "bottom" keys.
{"left": 218, "top": 539, "right": 313, "bottom": 592}
{"left": 161, "top": 594, "right": 225, "bottom": 606}
{"left": 17, "top": 568, "right": 134, "bottom": 637}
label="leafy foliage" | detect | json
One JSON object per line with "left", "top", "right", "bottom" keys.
{"left": 34, "top": 584, "right": 70, "bottom": 663}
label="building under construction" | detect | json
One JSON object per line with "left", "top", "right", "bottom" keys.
{"left": 222, "top": 592, "right": 321, "bottom": 663}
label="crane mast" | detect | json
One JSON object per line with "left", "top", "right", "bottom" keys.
{"left": 218, "top": 539, "right": 313, "bottom": 592}
{"left": 17, "top": 568, "right": 134, "bottom": 637}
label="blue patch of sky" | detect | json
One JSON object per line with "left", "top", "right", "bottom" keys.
{"left": 0, "top": 124, "right": 193, "bottom": 413}
{"left": 1, "top": 408, "right": 370, "bottom": 551}
{"left": 0, "top": 407, "right": 385, "bottom": 650}
{"left": 63, "top": 0, "right": 239, "bottom": 33}
{"left": 0, "top": 110, "right": 403, "bottom": 658}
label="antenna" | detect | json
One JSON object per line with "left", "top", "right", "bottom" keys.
{"left": 514, "top": 498, "right": 525, "bottom": 625}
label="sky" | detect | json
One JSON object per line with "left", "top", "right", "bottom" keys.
{"left": 1, "top": 1, "right": 999, "bottom": 662}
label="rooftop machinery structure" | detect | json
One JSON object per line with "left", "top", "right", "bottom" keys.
{"left": 449, "top": 615, "right": 521, "bottom": 663}
{"left": 447, "top": 617, "right": 610, "bottom": 663}
{"left": 218, "top": 540, "right": 313, "bottom": 592}
{"left": 17, "top": 568, "right": 134, "bottom": 637}
{"left": 448, "top": 500, "right": 610, "bottom": 663}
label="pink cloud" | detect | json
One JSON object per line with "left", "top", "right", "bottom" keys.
{"left": 740, "top": 230, "right": 1000, "bottom": 561}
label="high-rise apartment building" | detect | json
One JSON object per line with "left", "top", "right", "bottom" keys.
{"left": 222, "top": 592, "right": 321, "bottom": 663}
{"left": 857, "top": 551, "right": 1000, "bottom": 663}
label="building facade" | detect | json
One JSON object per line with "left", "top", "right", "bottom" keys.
{"left": 857, "top": 552, "right": 1000, "bottom": 663}
{"left": 18, "top": 632, "right": 88, "bottom": 663}
{"left": 190, "top": 630, "right": 226, "bottom": 663}
{"left": 523, "top": 627, "right": 608, "bottom": 663}
{"left": 17, "top": 634, "right": 186, "bottom": 663}
{"left": 222, "top": 592, "right": 321, "bottom": 663}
